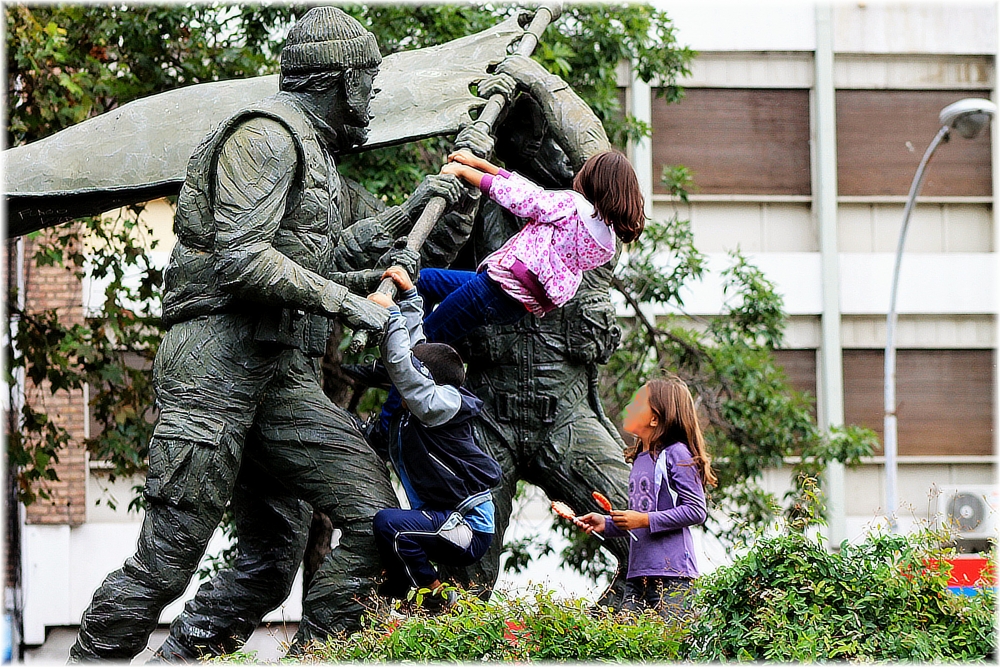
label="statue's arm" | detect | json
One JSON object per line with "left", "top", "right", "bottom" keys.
{"left": 213, "top": 117, "right": 348, "bottom": 316}
{"left": 333, "top": 178, "right": 409, "bottom": 272}
{"left": 497, "top": 55, "right": 612, "bottom": 168}
{"left": 333, "top": 174, "right": 470, "bottom": 273}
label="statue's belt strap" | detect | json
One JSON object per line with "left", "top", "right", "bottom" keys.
{"left": 253, "top": 307, "right": 329, "bottom": 356}
{"left": 494, "top": 393, "right": 558, "bottom": 424}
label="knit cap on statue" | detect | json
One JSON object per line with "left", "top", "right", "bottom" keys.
{"left": 281, "top": 7, "right": 382, "bottom": 72}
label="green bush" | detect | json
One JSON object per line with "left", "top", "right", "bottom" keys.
{"left": 300, "top": 588, "right": 685, "bottom": 663}
{"left": 213, "top": 531, "right": 995, "bottom": 663}
{"left": 686, "top": 531, "right": 997, "bottom": 662}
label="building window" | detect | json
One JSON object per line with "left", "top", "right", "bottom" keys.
{"left": 651, "top": 88, "right": 812, "bottom": 196}
{"left": 836, "top": 90, "right": 993, "bottom": 197}
{"left": 843, "top": 349, "right": 994, "bottom": 456}
{"left": 772, "top": 349, "right": 818, "bottom": 405}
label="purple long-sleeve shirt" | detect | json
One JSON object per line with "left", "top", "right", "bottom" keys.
{"left": 605, "top": 442, "right": 708, "bottom": 579}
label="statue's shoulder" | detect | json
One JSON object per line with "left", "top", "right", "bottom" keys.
{"left": 191, "top": 92, "right": 314, "bottom": 181}
{"left": 219, "top": 93, "right": 313, "bottom": 145}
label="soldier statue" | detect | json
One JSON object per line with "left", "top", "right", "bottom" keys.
{"left": 70, "top": 7, "right": 471, "bottom": 660}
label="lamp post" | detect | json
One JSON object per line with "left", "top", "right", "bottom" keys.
{"left": 883, "top": 98, "right": 997, "bottom": 530}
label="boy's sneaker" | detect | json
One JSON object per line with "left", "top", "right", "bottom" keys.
{"left": 421, "top": 588, "right": 459, "bottom": 615}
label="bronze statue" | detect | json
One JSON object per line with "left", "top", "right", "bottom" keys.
{"left": 12, "top": 5, "right": 629, "bottom": 659}
{"left": 150, "top": 49, "right": 630, "bottom": 663}
{"left": 69, "top": 8, "right": 471, "bottom": 660}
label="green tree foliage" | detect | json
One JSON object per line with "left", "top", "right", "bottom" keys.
{"left": 5, "top": 210, "right": 163, "bottom": 506}
{"left": 5, "top": 4, "right": 303, "bottom": 146}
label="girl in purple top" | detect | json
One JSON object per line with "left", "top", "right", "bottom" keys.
{"left": 414, "top": 149, "right": 645, "bottom": 346}
{"left": 579, "top": 376, "right": 717, "bottom": 619}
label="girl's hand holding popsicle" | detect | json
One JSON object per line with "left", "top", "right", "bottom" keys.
{"left": 551, "top": 501, "right": 604, "bottom": 541}
{"left": 611, "top": 510, "right": 650, "bottom": 530}
{"left": 576, "top": 512, "right": 606, "bottom": 534}
{"left": 592, "top": 491, "right": 640, "bottom": 541}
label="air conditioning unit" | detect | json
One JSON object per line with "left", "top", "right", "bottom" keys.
{"left": 935, "top": 485, "right": 999, "bottom": 541}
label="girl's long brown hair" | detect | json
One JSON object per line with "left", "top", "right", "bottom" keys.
{"left": 572, "top": 150, "right": 646, "bottom": 243}
{"left": 641, "top": 376, "right": 717, "bottom": 487}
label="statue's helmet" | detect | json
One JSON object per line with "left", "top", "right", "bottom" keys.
{"left": 280, "top": 7, "right": 382, "bottom": 74}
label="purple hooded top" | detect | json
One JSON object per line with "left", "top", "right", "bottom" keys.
{"left": 604, "top": 441, "right": 708, "bottom": 579}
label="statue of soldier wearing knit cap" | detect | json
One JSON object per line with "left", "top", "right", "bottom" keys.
{"left": 69, "top": 7, "right": 468, "bottom": 661}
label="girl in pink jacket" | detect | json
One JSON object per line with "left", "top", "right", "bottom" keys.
{"left": 416, "top": 149, "right": 645, "bottom": 345}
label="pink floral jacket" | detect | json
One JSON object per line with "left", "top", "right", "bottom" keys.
{"left": 479, "top": 170, "right": 615, "bottom": 315}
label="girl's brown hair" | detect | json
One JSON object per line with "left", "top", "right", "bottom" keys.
{"left": 572, "top": 150, "right": 646, "bottom": 243}
{"left": 641, "top": 376, "right": 717, "bottom": 487}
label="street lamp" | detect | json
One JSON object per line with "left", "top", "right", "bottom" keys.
{"left": 883, "top": 98, "right": 997, "bottom": 531}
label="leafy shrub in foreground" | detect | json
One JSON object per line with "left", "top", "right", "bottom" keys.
{"left": 300, "top": 588, "right": 684, "bottom": 663}
{"left": 212, "top": 531, "right": 994, "bottom": 663}
{"left": 685, "top": 530, "right": 997, "bottom": 662}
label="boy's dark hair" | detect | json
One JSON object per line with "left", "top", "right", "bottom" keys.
{"left": 572, "top": 150, "right": 646, "bottom": 243}
{"left": 412, "top": 343, "right": 466, "bottom": 387}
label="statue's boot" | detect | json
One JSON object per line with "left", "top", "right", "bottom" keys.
{"left": 147, "top": 635, "right": 201, "bottom": 663}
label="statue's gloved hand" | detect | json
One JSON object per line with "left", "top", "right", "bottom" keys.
{"left": 377, "top": 237, "right": 421, "bottom": 277}
{"left": 328, "top": 269, "right": 385, "bottom": 295}
{"left": 455, "top": 123, "right": 496, "bottom": 160}
{"left": 477, "top": 72, "right": 517, "bottom": 104}
{"left": 495, "top": 54, "right": 561, "bottom": 93}
{"left": 340, "top": 292, "right": 390, "bottom": 333}
{"left": 401, "top": 174, "right": 464, "bottom": 221}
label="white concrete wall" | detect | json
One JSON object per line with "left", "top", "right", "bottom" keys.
{"left": 656, "top": 1, "right": 997, "bottom": 55}
{"left": 619, "top": 250, "right": 995, "bottom": 318}
{"left": 22, "top": 518, "right": 303, "bottom": 646}
{"left": 832, "top": 2, "right": 997, "bottom": 55}
{"left": 656, "top": 1, "right": 817, "bottom": 52}
{"left": 655, "top": 202, "right": 994, "bottom": 255}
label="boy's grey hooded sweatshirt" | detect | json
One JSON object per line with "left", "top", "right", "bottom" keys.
{"left": 380, "top": 289, "right": 501, "bottom": 511}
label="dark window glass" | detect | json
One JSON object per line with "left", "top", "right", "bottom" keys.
{"left": 773, "top": 349, "right": 818, "bottom": 401}
{"left": 843, "top": 349, "right": 993, "bottom": 456}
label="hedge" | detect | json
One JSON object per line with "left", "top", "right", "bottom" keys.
{"left": 213, "top": 530, "right": 995, "bottom": 663}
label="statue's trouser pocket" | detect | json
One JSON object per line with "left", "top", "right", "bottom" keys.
{"left": 144, "top": 411, "right": 232, "bottom": 511}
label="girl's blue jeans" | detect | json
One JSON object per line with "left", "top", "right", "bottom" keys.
{"left": 419, "top": 268, "right": 526, "bottom": 345}
{"left": 379, "top": 268, "right": 526, "bottom": 431}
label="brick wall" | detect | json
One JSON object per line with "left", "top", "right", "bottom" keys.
{"left": 19, "top": 229, "right": 88, "bottom": 526}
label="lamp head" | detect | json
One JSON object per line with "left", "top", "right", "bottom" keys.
{"left": 939, "top": 98, "right": 997, "bottom": 139}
